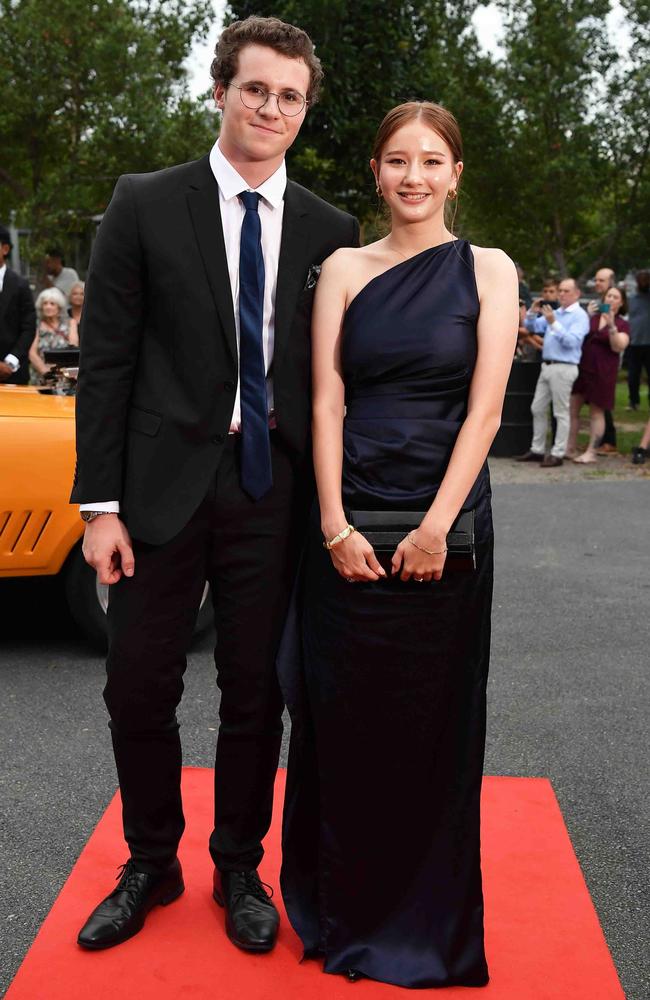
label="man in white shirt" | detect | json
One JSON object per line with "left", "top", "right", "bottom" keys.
{"left": 517, "top": 277, "right": 589, "bottom": 466}
{"left": 73, "top": 16, "right": 359, "bottom": 955}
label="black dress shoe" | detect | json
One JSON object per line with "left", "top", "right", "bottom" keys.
{"left": 77, "top": 858, "right": 184, "bottom": 950}
{"left": 540, "top": 455, "right": 563, "bottom": 467}
{"left": 515, "top": 451, "right": 544, "bottom": 462}
{"left": 213, "top": 869, "right": 279, "bottom": 952}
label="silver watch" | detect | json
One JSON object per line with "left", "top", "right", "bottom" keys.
{"left": 80, "top": 511, "right": 114, "bottom": 523}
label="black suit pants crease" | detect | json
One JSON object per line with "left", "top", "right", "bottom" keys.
{"left": 104, "top": 433, "right": 302, "bottom": 874}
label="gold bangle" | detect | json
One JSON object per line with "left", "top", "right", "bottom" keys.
{"left": 323, "top": 524, "right": 356, "bottom": 550}
{"left": 407, "top": 531, "right": 447, "bottom": 556}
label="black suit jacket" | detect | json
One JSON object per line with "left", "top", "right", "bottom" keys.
{"left": 0, "top": 267, "right": 36, "bottom": 385}
{"left": 71, "top": 154, "right": 359, "bottom": 544}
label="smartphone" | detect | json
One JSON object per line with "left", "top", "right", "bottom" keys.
{"left": 599, "top": 303, "right": 611, "bottom": 313}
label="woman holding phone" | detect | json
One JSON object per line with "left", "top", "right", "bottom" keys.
{"left": 568, "top": 286, "right": 629, "bottom": 462}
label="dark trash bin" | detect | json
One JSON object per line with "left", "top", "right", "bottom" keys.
{"left": 490, "top": 359, "right": 541, "bottom": 457}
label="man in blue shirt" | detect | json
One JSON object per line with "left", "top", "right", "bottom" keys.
{"left": 517, "top": 277, "right": 589, "bottom": 466}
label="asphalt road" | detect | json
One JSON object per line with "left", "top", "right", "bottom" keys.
{"left": 1, "top": 481, "right": 648, "bottom": 999}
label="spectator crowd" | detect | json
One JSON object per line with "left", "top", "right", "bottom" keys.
{"left": 0, "top": 226, "right": 84, "bottom": 388}
{"left": 515, "top": 265, "right": 650, "bottom": 467}
{"left": 1, "top": 222, "right": 649, "bottom": 463}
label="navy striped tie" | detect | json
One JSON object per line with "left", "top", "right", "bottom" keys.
{"left": 238, "top": 191, "right": 272, "bottom": 500}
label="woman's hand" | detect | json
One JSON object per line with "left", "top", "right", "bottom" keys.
{"left": 391, "top": 526, "right": 448, "bottom": 583}
{"left": 328, "top": 531, "right": 386, "bottom": 583}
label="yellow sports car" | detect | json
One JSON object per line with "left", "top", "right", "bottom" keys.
{"left": 0, "top": 372, "right": 212, "bottom": 648}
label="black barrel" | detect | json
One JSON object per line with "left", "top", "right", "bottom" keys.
{"left": 490, "top": 359, "right": 541, "bottom": 457}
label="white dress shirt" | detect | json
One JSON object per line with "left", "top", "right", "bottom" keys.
{"left": 80, "top": 140, "right": 287, "bottom": 514}
{"left": 1, "top": 262, "right": 21, "bottom": 371}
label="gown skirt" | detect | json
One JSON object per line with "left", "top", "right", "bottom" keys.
{"left": 278, "top": 240, "right": 494, "bottom": 988}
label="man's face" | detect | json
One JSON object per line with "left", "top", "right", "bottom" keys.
{"left": 0, "top": 241, "right": 9, "bottom": 263}
{"left": 45, "top": 255, "right": 62, "bottom": 276}
{"left": 215, "top": 44, "right": 310, "bottom": 165}
{"left": 594, "top": 268, "right": 614, "bottom": 294}
{"left": 558, "top": 280, "right": 580, "bottom": 307}
{"left": 542, "top": 283, "right": 558, "bottom": 300}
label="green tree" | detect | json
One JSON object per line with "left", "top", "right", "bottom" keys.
{"left": 594, "top": 0, "right": 650, "bottom": 272}
{"left": 0, "top": 0, "right": 218, "bottom": 247}
{"left": 493, "top": 0, "right": 614, "bottom": 278}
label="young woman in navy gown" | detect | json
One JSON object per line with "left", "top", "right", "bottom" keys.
{"left": 278, "top": 102, "right": 519, "bottom": 988}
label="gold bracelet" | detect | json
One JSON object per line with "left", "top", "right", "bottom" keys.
{"left": 407, "top": 531, "right": 447, "bottom": 556}
{"left": 323, "top": 524, "right": 356, "bottom": 550}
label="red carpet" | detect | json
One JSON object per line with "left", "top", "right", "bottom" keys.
{"left": 6, "top": 770, "right": 624, "bottom": 999}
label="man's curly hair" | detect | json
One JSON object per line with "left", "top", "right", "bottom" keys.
{"left": 210, "top": 15, "right": 323, "bottom": 105}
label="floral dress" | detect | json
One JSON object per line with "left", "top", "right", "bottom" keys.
{"left": 30, "top": 322, "right": 70, "bottom": 384}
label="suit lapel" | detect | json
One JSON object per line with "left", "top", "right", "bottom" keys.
{"left": 185, "top": 157, "right": 238, "bottom": 368}
{"left": 0, "top": 269, "right": 17, "bottom": 325}
{"left": 273, "top": 181, "right": 311, "bottom": 371}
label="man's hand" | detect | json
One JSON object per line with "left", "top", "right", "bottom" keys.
{"left": 541, "top": 304, "right": 556, "bottom": 324}
{"left": 0, "top": 361, "right": 13, "bottom": 381}
{"left": 82, "top": 514, "right": 135, "bottom": 585}
{"left": 587, "top": 299, "right": 600, "bottom": 316}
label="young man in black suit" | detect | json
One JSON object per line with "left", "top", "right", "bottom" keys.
{"left": 72, "top": 16, "right": 358, "bottom": 953}
{"left": 0, "top": 225, "right": 36, "bottom": 385}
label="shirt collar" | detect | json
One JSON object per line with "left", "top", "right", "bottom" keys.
{"left": 560, "top": 300, "right": 581, "bottom": 313}
{"left": 209, "top": 139, "right": 286, "bottom": 209}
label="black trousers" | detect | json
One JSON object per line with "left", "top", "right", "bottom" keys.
{"left": 599, "top": 409, "right": 617, "bottom": 448}
{"left": 104, "top": 433, "right": 304, "bottom": 874}
{"left": 627, "top": 345, "right": 650, "bottom": 407}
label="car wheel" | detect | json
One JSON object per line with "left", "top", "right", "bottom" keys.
{"left": 63, "top": 544, "right": 214, "bottom": 651}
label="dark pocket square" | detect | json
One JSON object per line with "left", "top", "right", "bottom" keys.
{"left": 303, "top": 264, "right": 321, "bottom": 290}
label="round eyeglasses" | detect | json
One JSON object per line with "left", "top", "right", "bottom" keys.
{"left": 229, "top": 82, "right": 308, "bottom": 117}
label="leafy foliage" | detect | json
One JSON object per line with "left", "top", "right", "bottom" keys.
{"left": 0, "top": 0, "right": 217, "bottom": 247}
{"left": 2, "top": 0, "right": 648, "bottom": 281}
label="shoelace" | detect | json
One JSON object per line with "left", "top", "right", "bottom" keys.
{"left": 230, "top": 871, "right": 274, "bottom": 904}
{"left": 113, "top": 860, "right": 144, "bottom": 897}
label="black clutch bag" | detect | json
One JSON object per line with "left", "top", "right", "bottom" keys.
{"left": 347, "top": 508, "right": 476, "bottom": 573}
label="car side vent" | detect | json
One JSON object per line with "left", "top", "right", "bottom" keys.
{"left": 30, "top": 511, "right": 53, "bottom": 552}
{"left": 8, "top": 511, "right": 31, "bottom": 553}
{"left": 0, "top": 510, "right": 53, "bottom": 554}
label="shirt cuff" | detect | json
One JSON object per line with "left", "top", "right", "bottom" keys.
{"left": 79, "top": 501, "right": 120, "bottom": 513}
{"left": 3, "top": 354, "right": 19, "bottom": 370}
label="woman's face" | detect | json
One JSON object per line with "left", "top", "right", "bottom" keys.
{"left": 371, "top": 121, "right": 462, "bottom": 227}
{"left": 604, "top": 287, "right": 622, "bottom": 314}
{"left": 70, "top": 285, "right": 84, "bottom": 307}
{"left": 42, "top": 298, "right": 60, "bottom": 321}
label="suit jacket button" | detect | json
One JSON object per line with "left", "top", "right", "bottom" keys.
{"left": 211, "top": 433, "right": 224, "bottom": 445}
{"left": 224, "top": 380, "right": 235, "bottom": 391}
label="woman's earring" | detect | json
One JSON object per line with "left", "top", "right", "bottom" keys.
{"left": 376, "top": 184, "right": 382, "bottom": 197}
{"left": 447, "top": 188, "right": 457, "bottom": 200}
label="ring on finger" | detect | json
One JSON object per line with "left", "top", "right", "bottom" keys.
{"left": 415, "top": 577, "right": 425, "bottom": 582}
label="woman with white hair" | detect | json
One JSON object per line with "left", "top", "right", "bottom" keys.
{"left": 29, "top": 287, "right": 78, "bottom": 383}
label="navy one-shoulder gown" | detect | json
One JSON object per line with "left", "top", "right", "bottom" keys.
{"left": 278, "top": 240, "right": 493, "bottom": 989}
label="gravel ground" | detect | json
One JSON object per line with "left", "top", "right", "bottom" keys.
{"left": 489, "top": 453, "right": 650, "bottom": 483}
{"left": 1, "top": 480, "right": 648, "bottom": 998}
